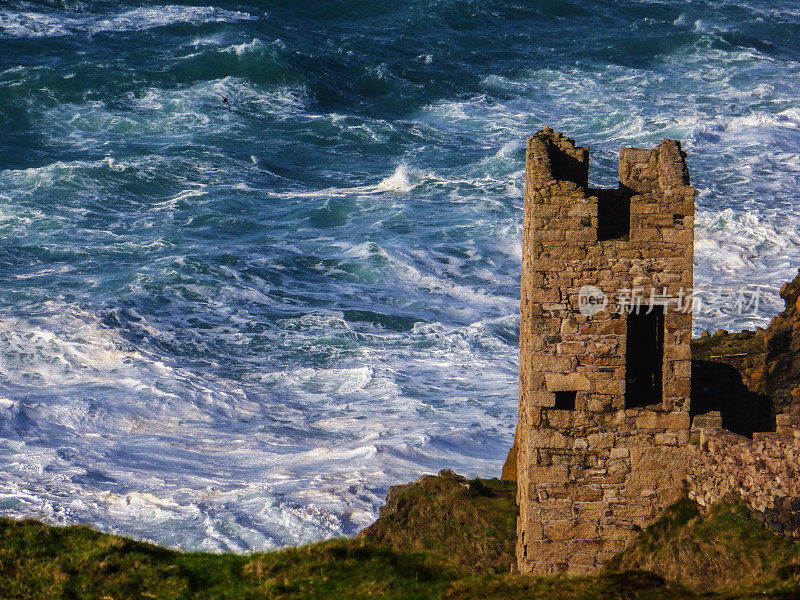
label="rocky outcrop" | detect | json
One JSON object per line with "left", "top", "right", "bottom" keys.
{"left": 692, "top": 267, "right": 800, "bottom": 421}
{"left": 751, "top": 270, "right": 800, "bottom": 413}
{"left": 501, "top": 428, "right": 518, "bottom": 482}
{"left": 358, "top": 470, "right": 517, "bottom": 574}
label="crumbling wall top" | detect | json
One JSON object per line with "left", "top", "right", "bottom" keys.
{"left": 619, "top": 139, "right": 692, "bottom": 196}
{"left": 528, "top": 128, "right": 693, "bottom": 205}
{"left": 528, "top": 127, "right": 589, "bottom": 191}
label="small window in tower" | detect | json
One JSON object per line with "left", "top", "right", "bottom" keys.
{"left": 673, "top": 214, "right": 685, "bottom": 227}
{"left": 595, "top": 189, "right": 631, "bottom": 241}
{"left": 553, "top": 390, "right": 577, "bottom": 410}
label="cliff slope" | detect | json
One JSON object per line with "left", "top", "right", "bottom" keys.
{"left": 358, "top": 469, "right": 517, "bottom": 574}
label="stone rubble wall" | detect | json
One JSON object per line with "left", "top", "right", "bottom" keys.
{"left": 689, "top": 412, "right": 800, "bottom": 537}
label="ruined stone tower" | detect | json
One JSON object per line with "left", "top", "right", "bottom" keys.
{"left": 517, "top": 128, "right": 695, "bottom": 573}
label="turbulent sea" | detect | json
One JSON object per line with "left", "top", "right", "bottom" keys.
{"left": 0, "top": 0, "right": 799, "bottom": 552}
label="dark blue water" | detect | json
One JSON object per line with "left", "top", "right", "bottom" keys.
{"left": 0, "top": 0, "right": 799, "bottom": 551}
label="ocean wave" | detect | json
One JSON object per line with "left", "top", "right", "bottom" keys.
{"left": 0, "top": 5, "right": 256, "bottom": 39}
{"left": 0, "top": 297, "right": 517, "bottom": 550}
{"left": 35, "top": 77, "right": 308, "bottom": 150}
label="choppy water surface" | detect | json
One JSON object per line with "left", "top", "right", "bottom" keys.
{"left": 0, "top": 0, "right": 798, "bottom": 551}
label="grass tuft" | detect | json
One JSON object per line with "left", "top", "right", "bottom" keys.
{"left": 607, "top": 498, "right": 800, "bottom": 591}
{"left": 358, "top": 471, "right": 517, "bottom": 574}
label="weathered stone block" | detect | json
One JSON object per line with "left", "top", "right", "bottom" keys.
{"left": 655, "top": 432, "right": 678, "bottom": 446}
{"left": 586, "top": 431, "right": 616, "bottom": 449}
{"left": 528, "top": 391, "right": 556, "bottom": 407}
{"left": 531, "top": 354, "right": 573, "bottom": 372}
{"left": 545, "top": 373, "right": 590, "bottom": 391}
{"left": 634, "top": 411, "right": 663, "bottom": 430}
{"left": 529, "top": 429, "right": 573, "bottom": 449}
{"left": 546, "top": 409, "right": 590, "bottom": 428}
{"left": 528, "top": 466, "right": 571, "bottom": 485}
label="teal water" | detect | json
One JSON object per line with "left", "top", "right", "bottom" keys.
{"left": 0, "top": 0, "right": 799, "bottom": 551}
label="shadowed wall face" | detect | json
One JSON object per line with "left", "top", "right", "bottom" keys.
{"left": 517, "top": 128, "right": 694, "bottom": 574}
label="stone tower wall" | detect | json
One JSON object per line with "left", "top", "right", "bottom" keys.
{"left": 517, "top": 128, "right": 695, "bottom": 574}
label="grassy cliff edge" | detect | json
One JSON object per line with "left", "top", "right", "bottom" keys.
{"left": 4, "top": 471, "right": 800, "bottom": 599}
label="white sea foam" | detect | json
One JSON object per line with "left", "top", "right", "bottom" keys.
{"left": 376, "top": 164, "right": 414, "bottom": 192}
{"left": 0, "top": 6, "right": 256, "bottom": 39}
{"left": 0, "top": 298, "right": 517, "bottom": 550}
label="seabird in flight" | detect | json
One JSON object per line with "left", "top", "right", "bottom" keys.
{"left": 216, "top": 92, "right": 231, "bottom": 112}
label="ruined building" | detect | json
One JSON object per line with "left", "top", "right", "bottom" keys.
{"left": 517, "top": 128, "right": 695, "bottom": 573}
{"left": 516, "top": 128, "right": 800, "bottom": 574}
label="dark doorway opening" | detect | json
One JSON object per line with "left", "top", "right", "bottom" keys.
{"left": 626, "top": 306, "right": 664, "bottom": 408}
{"left": 553, "top": 390, "right": 577, "bottom": 410}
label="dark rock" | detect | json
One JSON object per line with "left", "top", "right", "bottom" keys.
{"left": 693, "top": 267, "right": 800, "bottom": 420}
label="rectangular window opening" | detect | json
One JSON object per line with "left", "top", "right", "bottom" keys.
{"left": 553, "top": 390, "right": 577, "bottom": 410}
{"left": 625, "top": 306, "right": 665, "bottom": 408}
{"left": 593, "top": 189, "right": 631, "bottom": 241}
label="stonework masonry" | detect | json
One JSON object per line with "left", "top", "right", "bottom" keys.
{"left": 517, "top": 128, "right": 695, "bottom": 574}
{"left": 689, "top": 411, "right": 800, "bottom": 537}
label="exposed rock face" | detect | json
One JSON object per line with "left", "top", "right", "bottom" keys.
{"left": 691, "top": 267, "right": 800, "bottom": 423}
{"left": 750, "top": 270, "right": 800, "bottom": 413}
{"left": 516, "top": 129, "right": 695, "bottom": 574}
{"left": 501, "top": 428, "right": 518, "bottom": 482}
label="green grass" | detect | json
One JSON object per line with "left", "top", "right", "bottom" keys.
{"left": 0, "top": 517, "right": 458, "bottom": 600}
{"left": 358, "top": 470, "right": 517, "bottom": 574}
{"left": 607, "top": 499, "right": 800, "bottom": 593}
{"left": 0, "top": 515, "right": 696, "bottom": 600}
{"left": 4, "top": 477, "right": 800, "bottom": 599}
